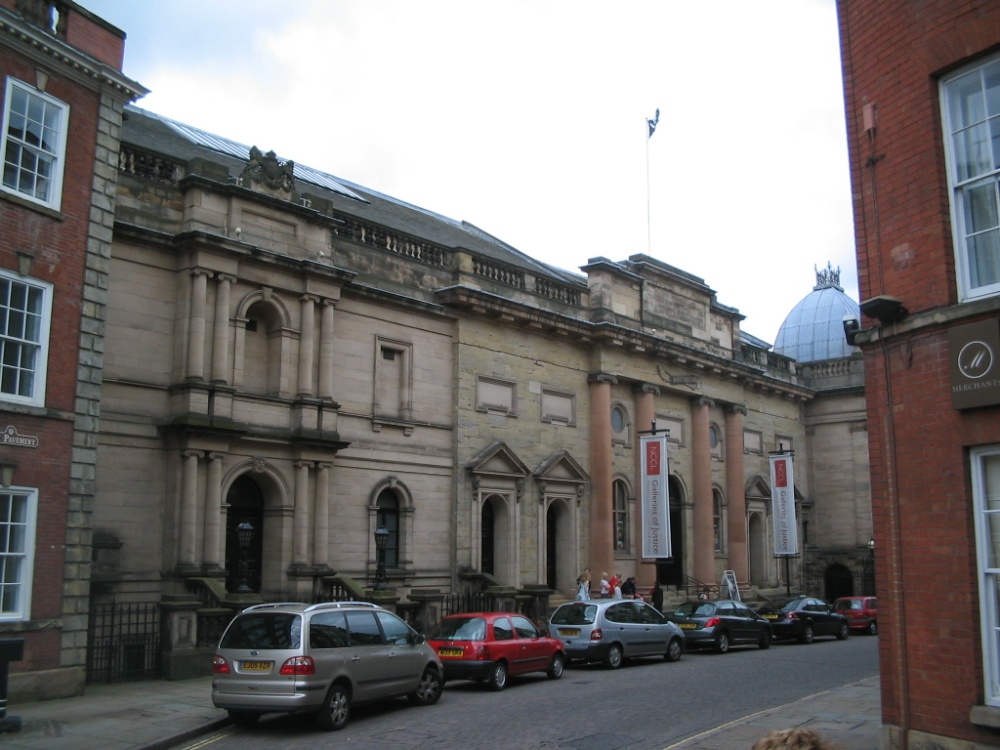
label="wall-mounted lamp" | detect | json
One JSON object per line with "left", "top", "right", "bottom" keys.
{"left": 843, "top": 316, "right": 871, "bottom": 347}
{"left": 0, "top": 463, "right": 17, "bottom": 487}
{"left": 860, "top": 295, "right": 908, "bottom": 325}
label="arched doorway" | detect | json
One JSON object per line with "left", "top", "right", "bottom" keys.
{"left": 545, "top": 498, "right": 573, "bottom": 591}
{"left": 657, "top": 476, "right": 686, "bottom": 588}
{"left": 824, "top": 563, "right": 855, "bottom": 602}
{"left": 225, "top": 474, "right": 264, "bottom": 593}
{"left": 480, "top": 493, "right": 511, "bottom": 582}
{"left": 748, "top": 512, "right": 766, "bottom": 585}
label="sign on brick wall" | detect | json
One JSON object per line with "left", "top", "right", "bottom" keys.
{"left": 950, "top": 318, "right": 1000, "bottom": 410}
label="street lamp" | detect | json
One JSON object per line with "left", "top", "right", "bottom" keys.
{"left": 236, "top": 521, "right": 254, "bottom": 593}
{"left": 373, "top": 527, "right": 389, "bottom": 590}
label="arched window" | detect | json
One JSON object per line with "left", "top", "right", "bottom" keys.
{"left": 613, "top": 479, "right": 630, "bottom": 552}
{"left": 611, "top": 404, "right": 630, "bottom": 444}
{"left": 376, "top": 490, "right": 400, "bottom": 568}
{"left": 713, "top": 488, "right": 725, "bottom": 552}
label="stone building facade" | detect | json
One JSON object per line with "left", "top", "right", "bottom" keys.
{"left": 0, "top": 0, "right": 144, "bottom": 699}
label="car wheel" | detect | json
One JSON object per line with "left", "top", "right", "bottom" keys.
{"left": 837, "top": 622, "right": 850, "bottom": 640}
{"left": 665, "top": 637, "right": 683, "bottom": 662}
{"left": 410, "top": 667, "right": 444, "bottom": 704}
{"left": 228, "top": 710, "right": 259, "bottom": 727}
{"left": 714, "top": 631, "right": 730, "bottom": 654}
{"left": 798, "top": 623, "right": 815, "bottom": 644}
{"left": 603, "top": 643, "right": 624, "bottom": 669}
{"left": 487, "top": 661, "right": 508, "bottom": 691}
{"left": 867, "top": 620, "right": 878, "bottom": 636}
{"left": 547, "top": 653, "right": 565, "bottom": 679}
{"left": 316, "top": 683, "right": 350, "bottom": 731}
{"left": 758, "top": 629, "right": 772, "bottom": 650}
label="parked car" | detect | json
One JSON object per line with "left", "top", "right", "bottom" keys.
{"left": 832, "top": 596, "right": 878, "bottom": 635}
{"left": 426, "top": 612, "right": 564, "bottom": 690}
{"left": 667, "top": 599, "right": 773, "bottom": 653}
{"left": 211, "top": 601, "right": 444, "bottom": 730}
{"left": 548, "top": 599, "right": 685, "bottom": 669}
{"left": 756, "top": 596, "right": 850, "bottom": 643}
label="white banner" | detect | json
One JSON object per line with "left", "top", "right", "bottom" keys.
{"left": 640, "top": 434, "right": 671, "bottom": 558}
{"left": 769, "top": 453, "right": 798, "bottom": 555}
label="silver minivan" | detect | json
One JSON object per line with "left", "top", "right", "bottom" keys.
{"left": 211, "top": 601, "right": 444, "bottom": 730}
{"left": 548, "top": 599, "right": 685, "bottom": 668}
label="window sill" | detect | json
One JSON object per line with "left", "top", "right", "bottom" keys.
{"left": 0, "top": 189, "right": 63, "bottom": 219}
{"left": 970, "top": 704, "right": 1000, "bottom": 729}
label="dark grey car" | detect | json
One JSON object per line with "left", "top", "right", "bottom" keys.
{"left": 668, "top": 599, "right": 773, "bottom": 653}
{"left": 548, "top": 599, "right": 685, "bottom": 668}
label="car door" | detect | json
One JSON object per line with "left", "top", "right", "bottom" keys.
{"left": 510, "top": 615, "right": 549, "bottom": 673}
{"left": 634, "top": 602, "right": 671, "bottom": 654}
{"left": 806, "top": 598, "right": 838, "bottom": 636}
{"left": 730, "top": 601, "right": 756, "bottom": 644}
{"left": 344, "top": 609, "right": 392, "bottom": 701}
{"left": 604, "top": 602, "right": 641, "bottom": 655}
{"left": 375, "top": 610, "right": 426, "bottom": 695}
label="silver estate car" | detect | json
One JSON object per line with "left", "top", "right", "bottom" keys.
{"left": 548, "top": 599, "right": 685, "bottom": 668}
{"left": 211, "top": 601, "right": 444, "bottom": 730}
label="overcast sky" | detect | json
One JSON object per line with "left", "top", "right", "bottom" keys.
{"left": 78, "top": 0, "right": 856, "bottom": 344}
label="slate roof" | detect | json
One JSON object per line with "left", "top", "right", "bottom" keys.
{"left": 120, "top": 105, "right": 585, "bottom": 288}
{"left": 773, "top": 281, "right": 860, "bottom": 362}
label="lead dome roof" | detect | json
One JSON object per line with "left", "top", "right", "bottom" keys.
{"left": 773, "top": 264, "right": 859, "bottom": 362}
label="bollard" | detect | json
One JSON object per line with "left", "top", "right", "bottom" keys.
{"left": 0, "top": 638, "right": 23, "bottom": 733}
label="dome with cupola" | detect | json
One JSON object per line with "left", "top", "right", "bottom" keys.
{"left": 774, "top": 263, "right": 860, "bottom": 363}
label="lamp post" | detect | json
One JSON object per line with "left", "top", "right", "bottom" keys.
{"left": 236, "top": 521, "right": 254, "bottom": 593}
{"left": 373, "top": 527, "right": 389, "bottom": 590}
{"left": 863, "top": 535, "right": 875, "bottom": 596}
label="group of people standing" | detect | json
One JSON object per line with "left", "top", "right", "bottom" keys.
{"left": 574, "top": 568, "right": 642, "bottom": 602}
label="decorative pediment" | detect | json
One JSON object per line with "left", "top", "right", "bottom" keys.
{"left": 745, "top": 475, "right": 771, "bottom": 498}
{"left": 466, "top": 441, "right": 530, "bottom": 478}
{"left": 533, "top": 450, "right": 589, "bottom": 484}
{"left": 241, "top": 146, "right": 300, "bottom": 202}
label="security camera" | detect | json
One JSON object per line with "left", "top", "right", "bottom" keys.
{"left": 843, "top": 316, "right": 862, "bottom": 347}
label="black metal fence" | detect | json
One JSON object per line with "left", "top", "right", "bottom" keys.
{"left": 441, "top": 589, "right": 494, "bottom": 618}
{"left": 86, "top": 601, "right": 162, "bottom": 684}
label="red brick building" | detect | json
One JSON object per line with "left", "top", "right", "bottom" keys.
{"left": 838, "top": 1, "right": 1000, "bottom": 746}
{"left": 0, "top": 0, "right": 143, "bottom": 699}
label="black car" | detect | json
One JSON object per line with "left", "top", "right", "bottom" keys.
{"left": 756, "top": 597, "right": 850, "bottom": 643}
{"left": 667, "top": 599, "right": 772, "bottom": 653}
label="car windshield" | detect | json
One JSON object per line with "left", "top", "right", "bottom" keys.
{"left": 550, "top": 604, "right": 597, "bottom": 625}
{"left": 835, "top": 600, "right": 862, "bottom": 611}
{"left": 430, "top": 617, "right": 487, "bottom": 641}
{"left": 778, "top": 599, "right": 807, "bottom": 612}
{"left": 221, "top": 613, "right": 301, "bottom": 649}
{"left": 673, "top": 602, "right": 715, "bottom": 617}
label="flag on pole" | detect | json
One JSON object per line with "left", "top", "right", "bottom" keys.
{"left": 640, "top": 433, "right": 671, "bottom": 558}
{"left": 647, "top": 108, "right": 660, "bottom": 138}
{"left": 769, "top": 453, "right": 799, "bottom": 555}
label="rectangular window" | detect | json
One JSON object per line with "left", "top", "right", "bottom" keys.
{"left": 744, "top": 429, "right": 763, "bottom": 454}
{"left": 0, "top": 489, "right": 37, "bottom": 622}
{"left": 1, "top": 77, "right": 69, "bottom": 210}
{"left": 0, "top": 270, "right": 52, "bottom": 407}
{"left": 541, "top": 388, "right": 575, "bottom": 425}
{"left": 476, "top": 376, "right": 516, "bottom": 415}
{"left": 942, "top": 55, "right": 1000, "bottom": 300}
{"left": 659, "top": 416, "right": 684, "bottom": 444}
{"left": 973, "top": 445, "right": 1000, "bottom": 706}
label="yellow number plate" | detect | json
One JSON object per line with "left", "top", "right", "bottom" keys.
{"left": 241, "top": 660, "right": 271, "bottom": 671}
{"left": 679, "top": 623, "right": 696, "bottom": 629}
{"left": 438, "top": 648, "right": 464, "bottom": 657}
{"left": 558, "top": 628, "right": 580, "bottom": 637}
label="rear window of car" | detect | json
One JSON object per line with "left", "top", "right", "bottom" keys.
{"left": 835, "top": 599, "right": 861, "bottom": 611}
{"left": 551, "top": 604, "right": 597, "bottom": 625}
{"left": 221, "top": 613, "right": 301, "bottom": 649}
{"left": 430, "top": 616, "right": 487, "bottom": 641}
{"left": 673, "top": 602, "right": 715, "bottom": 617}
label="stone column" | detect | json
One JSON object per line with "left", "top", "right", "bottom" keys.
{"left": 313, "top": 463, "right": 332, "bottom": 568}
{"left": 298, "top": 295, "right": 317, "bottom": 397}
{"left": 725, "top": 405, "right": 749, "bottom": 584}
{"left": 633, "top": 384, "right": 659, "bottom": 583}
{"left": 179, "top": 450, "right": 204, "bottom": 568}
{"left": 211, "top": 274, "right": 235, "bottom": 383}
{"left": 588, "top": 373, "right": 616, "bottom": 578}
{"left": 186, "top": 269, "right": 211, "bottom": 381}
{"left": 318, "top": 300, "right": 335, "bottom": 400}
{"left": 203, "top": 453, "right": 224, "bottom": 569}
{"left": 691, "top": 397, "right": 715, "bottom": 585}
{"left": 293, "top": 461, "right": 313, "bottom": 567}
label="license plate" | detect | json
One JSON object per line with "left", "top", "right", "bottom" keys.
{"left": 558, "top": 628, "right": 580, "bottom": 637}
{"left": 241, "top": 660, "right": 271, "bottom": 672}
{"left": 763, "top": 614, "right": 779, "bottom": 620}
{"left": 438, "top": 648, "right": 463, "bottom": 657}
{"left": 679, "top": 623, "right": 696, "bottom": 629}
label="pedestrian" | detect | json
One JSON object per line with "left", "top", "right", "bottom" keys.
{"left": 650, "top": 581, "right": 664, "bottom": 612}
{"left": 621, "top": 576, "right": 638, "bottom": 599}
{"left": 611, "top": 571, "right": 622, "bottom": 599}
{"left": 698, "top": 586, "right": 710, "bottom": 601}
{"left": 599, "top": 572, "right": 611, "bottom": 598}
{"left": 751, "top": 728, "right": 843, "bottom": 749}
{"left": 576, "top": 567, "right": 591, "bottom": 599}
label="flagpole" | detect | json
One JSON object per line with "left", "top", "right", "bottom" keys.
{"left": 646, "top": 119, "right": 651, "bottom": 254}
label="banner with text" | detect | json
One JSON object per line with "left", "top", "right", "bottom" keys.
{"left": 769, "top": 453, "right": 798, "bottom": 556}
{"left": 640, "top": 433, "right": 672, "bottom": 558}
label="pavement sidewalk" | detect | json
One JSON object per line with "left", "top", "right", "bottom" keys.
{"left": 0, "top": 674, "right": 882, "bottom": 750}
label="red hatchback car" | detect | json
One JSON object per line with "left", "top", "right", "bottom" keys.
{"left": 427, "top": 612, "right": 565, "bottom": 691}
{"left": 833, "top": 596, "right": 878, "bottom": 635}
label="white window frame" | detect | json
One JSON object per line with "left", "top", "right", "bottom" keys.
{"left": 0, "top": 269, "right": 52, "bottom": 407}
{"left": 1, "top": 77, "right": 69, "bottom": 210}
{"left": 972, "top": 444, "right": 1000, "bottom": 706}
{"left": 941, "top": 54, "right": 1000, "bottom": 301}
{"left": 0, "top": 487, "right": 38, "bottom": 622}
